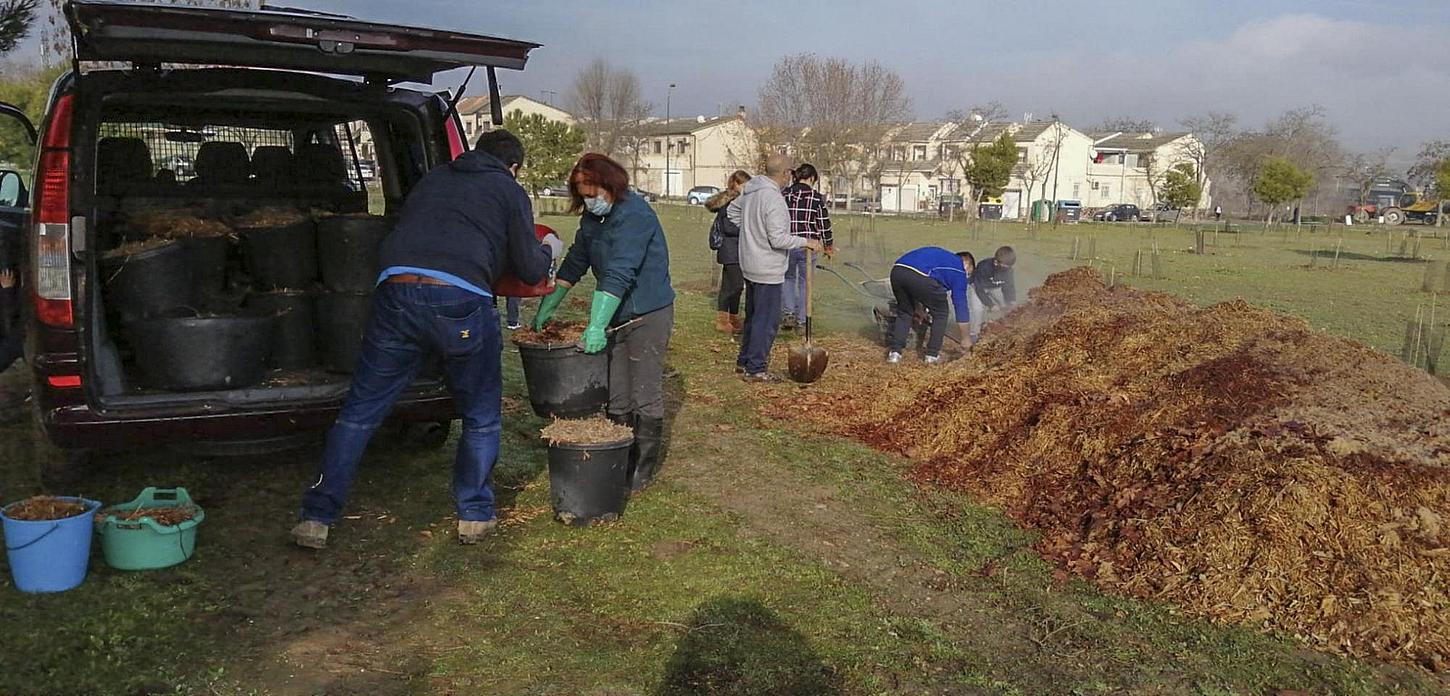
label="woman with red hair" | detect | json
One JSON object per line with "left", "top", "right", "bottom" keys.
{"left": 533, "top": 153, "right": 675, "bottom": 492}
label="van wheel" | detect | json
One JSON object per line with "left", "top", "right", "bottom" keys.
{"left": 401, "top": 420, "right": 453, "bottom": 449}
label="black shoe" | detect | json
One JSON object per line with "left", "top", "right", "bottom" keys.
{"left": 629, "top": 416, "right": 665, "bottom": 493}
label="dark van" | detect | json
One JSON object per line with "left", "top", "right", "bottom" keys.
{"left": 0, "top": 1, "right": 539, "bottom": 456}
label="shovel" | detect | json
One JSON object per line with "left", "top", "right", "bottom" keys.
{"left": 788, "top": 249, "right": 829, "bottom": 383}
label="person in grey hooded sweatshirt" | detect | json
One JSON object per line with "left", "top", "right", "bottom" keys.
{"left": 728, "top": 153, "right": 823, "bottom": 381}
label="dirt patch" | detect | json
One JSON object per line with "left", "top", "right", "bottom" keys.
{"left": 5, "top": 495, "right": 87, "bottom": 521}
{"left": 780, "top": 267, "right": 1450, "bottom": 672}
{"left": 513, "top": 321, "right": 586, "bottom": 348}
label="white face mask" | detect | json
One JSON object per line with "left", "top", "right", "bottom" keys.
{"left": 585, "top": 195, "right": 613, "bottom": 217}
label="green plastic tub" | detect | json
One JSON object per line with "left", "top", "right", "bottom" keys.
{"left": 96, "top": 487, "right": 205, "bottom": 571}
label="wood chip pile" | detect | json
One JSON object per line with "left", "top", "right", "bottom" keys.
{"left": 540, "top": 416, "right": 633, "bottom": 446}
{"left": 783, "top": 267, "right": 1450, "bottom": 671}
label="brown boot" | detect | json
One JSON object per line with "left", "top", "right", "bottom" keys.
{"left": 715, "top": 311, "right": 733, "bottom": 333}
{"left": 728, "top": 313, "right": 743, "bottom": 334}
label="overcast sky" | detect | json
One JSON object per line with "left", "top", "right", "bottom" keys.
{"left": 20, "top": 0, "right": 1450, "bottom": 166}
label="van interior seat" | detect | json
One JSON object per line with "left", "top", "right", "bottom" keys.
{"left": 190, "top": 141, "right": 252, "bottom": 193}
{"left": 250, "top": 145, "right": 294, "bottom": 188}
{"left": 96, "top": 137, "right": 155, "bottom": 195}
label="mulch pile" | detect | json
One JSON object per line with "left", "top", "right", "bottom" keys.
{"left": 777, "top": 267, "right": 1450, "bottom": 671}
{"left": 127, "top": 208, "right": 232, "bottom": 239}
{"left": 513, "top": 321, "right": 586, "bottom": 348}
{"left": 4, "top": 496, "right": 88, "bottom": 521}
{"left": 98, "top": 506, "right": 198, "bottom": 526}
{"left": 540, "top": 416, "right": 633, "bottom": 446}
{"left": 233, "top": 207, "right": 309, "bottom": 228}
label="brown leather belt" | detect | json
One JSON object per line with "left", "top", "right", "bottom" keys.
{"left": 384, "top": 273, "right": 452, "bottom": 286}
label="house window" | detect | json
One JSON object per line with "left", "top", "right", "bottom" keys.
{"left": 653, "top": 140, "right": 662, "bottom": 154}
{"left": 913, "top": 145, "right": 927, "bottom": 161}
{"left": 1103, "top": 184, "right": 1111, "bottom": 199}
{"left": 678, "top": 139, "right": 689, "bottom": 151}
{"left": 1016, "top": 147, "right": 1028, "bottom": 163}
{"left": 1072, "top": 183, "right": 1080, "bottom": 198}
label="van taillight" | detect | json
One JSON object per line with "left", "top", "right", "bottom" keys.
{"left": 32, "top": 94, "right": 74, "bottom": 328}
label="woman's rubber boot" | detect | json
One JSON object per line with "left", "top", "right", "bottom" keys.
{"left": 715, "top": 311, "right": 733, "bottom": 333}
{"left": 628, "top": 416, "right": 665, "bottom": 493}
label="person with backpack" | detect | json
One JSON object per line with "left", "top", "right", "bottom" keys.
{"left": 707, "top": 170, "right": 751, "bottom": 334}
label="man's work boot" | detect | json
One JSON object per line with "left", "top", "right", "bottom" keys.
{"left": 628, "top": 416, "right": 666, "bottom": 493}
{"left": 715, "top": 311, "right": 734, "bottom": 333}
{"left": 728, "top": 313, "right": 743, "bottom": 334}
{"left": 458, "top": 519, "right": 498, "bottom": 544}
{"left": 291, "top": 520, "right": 329, "bottom": 549}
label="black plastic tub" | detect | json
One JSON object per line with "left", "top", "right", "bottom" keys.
{"left": 240, "top": 220, "right": 317, "bottom": 289}
{"left": 317, "top": 214, "right": 390, "bottom": 292}
{"left": 100, "top": 240, "right": 197, "bottom": 325}
{"left": 317, "top": 292, "right": 372, "bottom": 374}
{"left": 127, "top": 312, "right": 275, "bottom": 391}
{"left": 245, "top": 290, "right": 317, "bottom": 369}
{"left": 515, "top": 343, "right": 609, "bottom": 418}
{"left": 546, "top": 436, "right": 633, "bottom": 526}
{"left": 186, "top": 236, "right": 231, "bottom": 298}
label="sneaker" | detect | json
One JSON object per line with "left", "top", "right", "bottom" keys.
{"left": 458, "top": 519, "right": 499, "bottom": 544}
{"left": 506, "top": 322, "right": 522, "bottom": 331}
{"left": 780, "top": 313, "right": 798, "bottom": 331}
{"left": 924, "top": 354, "right": 942, "bottom": 365}
{"left": 741, "top": 372, "right": 780, "bottom": 383}
{"left": 886, "top": 351, "right": 902, "bottom": 364}
{"left": 291, "top": 520, "right": 329, "bottom": 549}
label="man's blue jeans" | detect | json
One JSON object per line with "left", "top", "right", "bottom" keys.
{"left": 782, "top": 247, "right": 808, "bottom": 318}
{"left": 302, "top": 282, "right": 503, "bottom": 524}
{"left": 736, "top": 281, "right": 783, "bottom": 375}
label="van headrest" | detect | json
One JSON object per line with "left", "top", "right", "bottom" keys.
{"left": 294, "top": 143, "right": 347, "bottom": 184}
{"left": 96, "top": 137, "right": 153, "bottom": 191}
{"left": 194, "top": 142, "right": 250, "bottom": 185}
{"left": 250, "top": 146, "right": 294, "bottom": 183}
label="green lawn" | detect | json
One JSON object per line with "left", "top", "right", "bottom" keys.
{"left": 0, "top": 204, "right": 1444, "bottom": 695}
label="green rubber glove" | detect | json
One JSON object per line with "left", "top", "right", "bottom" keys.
{"left": 533, "top": 284, "right": 571, "bottom": 330}
{"left": 581, "top": 291, "right": 622, "bottom": 354}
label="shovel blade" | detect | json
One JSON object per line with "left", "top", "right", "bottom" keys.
{"left": 787, "top": 346, "right": 830, "bottom": 383}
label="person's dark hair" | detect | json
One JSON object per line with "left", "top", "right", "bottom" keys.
{"left": 995, "top": 246, "right": 1016, "bottom": 266}
{"left": 475, "top": 129, "right": 526, "bottom": 169}
{"left": 956, "top": 250, "right": 976, "bottom": 272}
{"left": 793, "top": 163, "right": 819, "bottom": 184}
{"left": 568, "top": 153, "right": 631, "bottom": 214}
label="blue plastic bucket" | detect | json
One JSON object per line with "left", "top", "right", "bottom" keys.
{"left": 2, "top": 497, "right": 101, "bottom": 593}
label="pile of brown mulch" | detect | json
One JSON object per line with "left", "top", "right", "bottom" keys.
{"left": 5, "top": 496, "right": 88, "bottom": 521}
{"left": 540, "top": 416, "right": 633, "bottom": 446}
{"left": 514, "top": 321, "right": 586, "bottom": 347}
{"left": 779, "top": 267, "right": 1450, "bottom": 671}
{"left": 98, "top": 506, "right": 198, "bottom": 526}
{"left": 233, "top": 207, "right": 309, "bottom": 228}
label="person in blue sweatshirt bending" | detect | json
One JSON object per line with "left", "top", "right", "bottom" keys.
{"left": 885, "top": 247, "right": 976, "bottom": 364}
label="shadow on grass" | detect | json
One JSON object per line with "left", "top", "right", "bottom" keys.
{"left": 1289, "top": 248, "right": 1430, "bottom": 264}
{"left": 656, "top": 596, "right": 842, "bottom": 696}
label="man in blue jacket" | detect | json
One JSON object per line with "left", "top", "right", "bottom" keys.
{"left": 886, "top": 247, "right": 975, "bottom": 364}
{"left": 293, "top": 129, "right": 559, "bottom": 549}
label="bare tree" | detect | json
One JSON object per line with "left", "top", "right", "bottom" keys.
{"left": 946, "top": 100, "right": 1007, "bottom": 125}
{"left": 567, "top": 59, "right": 652, "bottom": 162}
{"left": 756, "top": 53, "right": 911, "bottom": 197}
{"left": 1178, "top": 111, "right": 1238, "bottom": 194}
{"left": 1092, "top": 116, "right": 1157, "bottom": 133}
{"left": 1341, "top": 147, "right": 1396, "bottom": 207}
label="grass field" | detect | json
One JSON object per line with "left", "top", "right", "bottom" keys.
{"left": 0, "top": 202, "right": 1445, "bottom": 695}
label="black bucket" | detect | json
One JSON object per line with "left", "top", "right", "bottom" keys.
{"left": 515, "top": 343, "right": 609, "bottom": 418}
{"left": 547, "top": 437, "right": 633, "bottom": 526}
{"left": 186, "top": 236, "right": 231, "bottom": 298}
{"left": 100, "top": 240, "right": 197, "bottom": 325}
{"left": 240, "top": 220, "right": 317, "bottom": 289}
{"left": 245, "top": 290, "right": 317, "bottom": 369}
{"left": 317, "top": 292, "right": 372, "bottom": 373}
{"left": 127, "top": 312, "right": 275, "bottom": 391}
{"left": 317, "top": 214, "right": 390, "bottom": 292}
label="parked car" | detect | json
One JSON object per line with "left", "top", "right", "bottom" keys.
{"left": 630, "top": 185, "right": 658, "bottom": 202}
{"left": 686, "top": 185, "right": 720, "bottom": 205}
{"left": 1146, "top": 203, "right": 1181, "bottom": 223}
{"left": 539, "top": 182, "right": 568, "bottom": 197}
{"left": 0, "top": 1, "right": 540, "bottom": 458}
{"left": 1093, "top": 204, "right": 1142, "bottom": 222}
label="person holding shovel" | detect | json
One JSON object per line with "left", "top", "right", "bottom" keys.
{"left": 886, "top": 247, "right": 975, "bottom": 364}
{"left": 532, "top": 153, "right": 675, "bottom": 493}
{"left": 968, "top": 245, "right": 1017, "bottom": 343}
{"left": 782, "top": 163, "right": 834, "bottom": 331}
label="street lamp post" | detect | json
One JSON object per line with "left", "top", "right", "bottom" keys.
{"left": 664, "top": 83, "right": 675, "bottom": 199}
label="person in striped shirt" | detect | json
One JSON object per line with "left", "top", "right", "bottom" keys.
{"left": 885, "top": 247, "right": 975, "bottom": 364}
{"left": 781, "top": 163, "right": 833, "bottom": 329}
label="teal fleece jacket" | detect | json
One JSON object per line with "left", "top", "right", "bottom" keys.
{"left": 557, "top": 191, "right": 675, "bottom": 324}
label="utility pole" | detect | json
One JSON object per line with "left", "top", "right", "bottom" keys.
{"left": 664, "top": 83, "right": 676, "bottom": 199}
{"left": 1050, "top": 116, "right": 1063, "bottom": 226}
